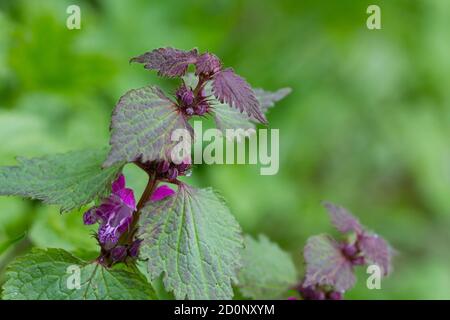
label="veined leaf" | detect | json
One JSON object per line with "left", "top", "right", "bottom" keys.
{"left": 238, "top": 235, "right": 297, "bottom": 299}
{"left": 2, "top": 248, "right": 155, "bottom": 300}
{"left": 303, "top": 234, "right": 355, "bottom": 292}
{"left": 104, "top": 86, "right": 192, "bottom": 167}
{"left": 212, "top": 87, "right": 291, "bottom": 134}
{"left": 212, "top": 68, "right": 266, "bottom": 124}
{"left": 323, "top": 202, "right": 363, "bottom": 235}
{"left": 358, "top": 233, "right": 392, "bottom": 276}
{"left": 0, "top": 148, "right": 122, "bottom": 212}
{"left": 254, "top": 88, "right": 292, "bottom": 112}
{"left": 138, "top": 183, "right": 243, "bottom": 300}
{"left": 131, "top": 47, "right": 198, "bottom": 77}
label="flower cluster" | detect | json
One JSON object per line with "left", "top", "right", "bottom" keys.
{"left": 130, "top": 47, "right": 267, "bottom": 123}
{"left": 176, "top": 85, "right": 209, "bottom": 116}
{"left": 83, "top": 174, "right": 174, "bottom": 266}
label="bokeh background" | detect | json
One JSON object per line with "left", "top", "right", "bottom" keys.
{"left": 1, "top": 0, "right": 450, "bottom": 299}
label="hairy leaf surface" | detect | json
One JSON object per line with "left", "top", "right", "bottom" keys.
{"left": 2, "top": 248, "right": 154, "bottom": 300}
{"left": 138, "top": 183, "right": 243, "bottom": 300}
{"left": 212, "top": 87, "right": 290, "bottom": 134}
{"left": 212, "top": 68, "right": 266, "bottom": 124}
{"left": 131, "top": 47, "right": 198, "bottom": 77}
{"left": 359, "top": 234, "right": 392, "bottom": 275}
{"left": 104, "top": 86, "right": 192, "bottom": 167}
{"left": 238, "top": 235, "right": 296, "bottom": 299}
{"left": 254, "top": 87, "right": 292, "bottom": 112}
{"left": 303, "top": 234, "right": 355, "bottom": 292}
{"left": 323, "top": 202, "right": 363, "bottom": 235}
{"left": 0, "top": 148, "right": 122, "bottom": 212}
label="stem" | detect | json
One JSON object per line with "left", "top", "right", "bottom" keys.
{"left": 193, "top": 74, "right": 209, "bottom": 96}
{"left": 136, "top": 171, "right": 158, "bottom": 212}
{"left": 122, "top": 169, "right": 158, "bottom": 244}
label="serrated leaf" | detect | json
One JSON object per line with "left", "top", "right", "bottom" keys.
{"left": 254, "top": 87, "right": 292, "bottom": 112}
{"left": 195, "top": 53, "right": 221, "bottom": 75}
{"left": 323, "top": 202, "right": 363, "bottom": 235}
{"left": 303, "top": 234, "right": 355, "bottom": 292}
{"left": 359, "top": 234, "right": 392, "bottom": 276}
{"left": 138, "top": 183, "right": 243, "bottom": 300}
{"left": 238, "top": 235, "right": 296, "bottom": 299}
{"left": 212, "top": 102, "right": 256, "bottom": 133}
{"left": 211, "top": 87, "right": 290, "bottom": 134}
{"left": 0, "top": 148, "right": 122, "bottom": 212}
{"left": 131, "top": 47, "right": 198, "bottom": 77}
{"left": 104, "top": 86, "right": 192, "bottom": 167}
{"left": 2, "top": 248, "right": 155, "bottom": 300}
{"left": 212, "top": 68, "right": 267, "bottom": 124}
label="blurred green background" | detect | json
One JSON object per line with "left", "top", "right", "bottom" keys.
{"left": 1, "top": 0, "right": 450, "bottom": 299}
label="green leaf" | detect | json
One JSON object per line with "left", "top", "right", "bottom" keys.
{"left": 138, "top": 183, "right": 243, "bottom": 300}
{"left": 0, "top": 148, "right": 122, "bottom": 212}
{"left": 212, "top": 102, "right": 256, "bottom": 133}
{"left": 2, "top": 248, "right": 155, "bottom": 300}
{"left": 238, "top": 235, "right": 297, "bottom": 299}
{"left": 104, "top": 86, "right": 192, "bottom": 167}
{"left": 254, "top": 88, "right": 292, "bottom": 113}
{"left": 211, "top": 88, "right": 291, "bottom": 134}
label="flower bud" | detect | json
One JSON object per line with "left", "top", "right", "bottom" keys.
{"left": 167, "top": 167, "right": 178, "bottom": 181}
{"left": 328, "top": 291, "right": 343, "bottom": 300}
{"left": 176, "top": 85, "right": 195, "bottom": 106}
{"left": 185, "top": 107, "right": 195, "bottom": 115}
{"left": 111, "top": 246, "right": 127, "bottom": 262}
{"left": 341, "top": 243, "right": 358, "bottom": 258}
{"left": 195, "top": 102, "right": 209, "bottom": 116}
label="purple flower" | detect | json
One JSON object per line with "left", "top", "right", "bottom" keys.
{"left": 327, "top": 291, "right": 343, "bottom": 300}
{"left": 110, "top": 246, "right": 127, "bottom": 262}
{"left": 298, "top": 285, "right": 326, "bottom": 300}
{"left": 195, "top": 101, "right": 209, "bottom": 116}
{"left": 83, "top": 174, "right": 136, "bottom": 249}
{"left": 151, "top": 185, "right": 175, "bottom": 201}
{"left": 154, "top": 158, "right": 192, "bottom": 181}
{"left": 176, "top": 85, "right": 195, "bottom": 106}
{"left": 129, "top": 239, "right": 143, "bottom": 258}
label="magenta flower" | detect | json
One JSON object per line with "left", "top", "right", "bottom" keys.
{"left": 151, "top": 185, "right": 175, "bottom": 201}
{"left": 83, "top": 174, "right": 136, "bottom": 249}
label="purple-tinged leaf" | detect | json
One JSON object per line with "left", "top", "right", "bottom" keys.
{"left": 104, "top": 86, "right": 192, "bottom": 167}
{"left": 358, "top": 233, "right": 392, "bottom": 275}
{"left": 212, "top": 68, "right": 267, "bottom": 124}
{"left": 323, "top": 202, "right": 363, "bottom": 235}
{"left": 254, "top": 87, "right": 292, "bottom": 112}
{"left": 195, "top": 53, "right": 221, "bottom": 75}
{"left": 130, "top": 48, "right": 198, "bottom": 77}
{"left": 303, "top": 234, "right": 356, "bottom": 292}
